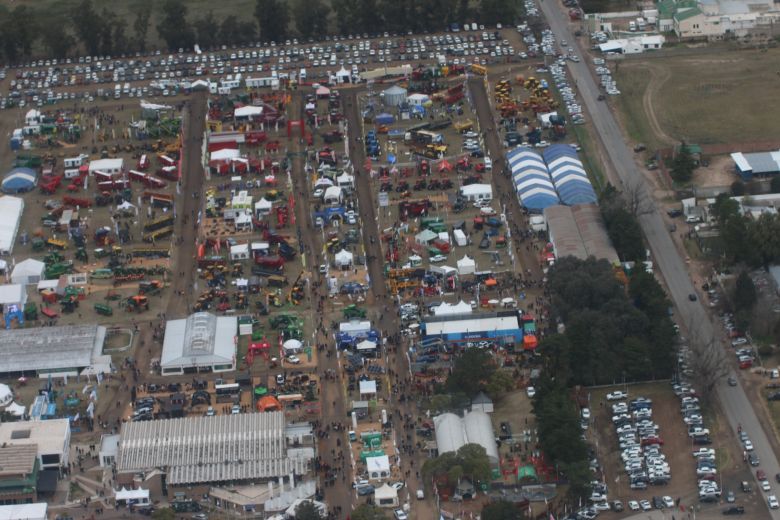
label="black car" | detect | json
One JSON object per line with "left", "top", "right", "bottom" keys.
{"left": 741, "top": 481, "right": 752, "bottom": 493}
{"left": 610, "top": 501, "right": 624, "bottom": 512}
{"left": 667, "top": 209, "right": 683, "bottom": 218}
{"left": 652, "top": 496, "right": 665, "bottom": 509}
{"left": 722, "top": 506, "right": 745, "bottom": 515}
{"left": 749, "top": 453, "right": 760, "bottom": 466}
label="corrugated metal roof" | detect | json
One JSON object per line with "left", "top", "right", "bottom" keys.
{"left": 544, "top": 204, "right": 619, "bottom": 264}
{"left": 0, "top": 325, "right": 103, "bottom": 374}
{"left": 160, "top": 313, "right": 237, "bottom": 370}
{"left": 117, "top": 413, "right": 312, "bottom": 485}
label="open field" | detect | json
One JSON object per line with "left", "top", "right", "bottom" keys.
{"left": 614, "top": 48, "right": 780, "bottom": 149}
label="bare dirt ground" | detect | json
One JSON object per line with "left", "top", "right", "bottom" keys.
{"left": 692, "top": 155, "right": 736, "bottom": 189}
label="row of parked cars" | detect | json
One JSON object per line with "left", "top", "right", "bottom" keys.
{"left": 592, "top": 57, "right": 620, "bottom": 96}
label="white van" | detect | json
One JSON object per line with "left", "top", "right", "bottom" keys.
{"left": 629, "top": 21, "right": 637, "bottom": 31}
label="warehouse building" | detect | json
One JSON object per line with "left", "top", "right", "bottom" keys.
{"left": 0, "top": 324, "right": 107, "bottom": 377}
{"left": 543, "top": 204, "right": 619, "bottom": 264}
{"left": 0, "top": 503, "right": 47, "bottom": 520}
{"left": 422, "top": 310, "right": 524, "bottom": 346}
{"left": 160, "top": 312, "right": 237, "bottom": 375}
{"left": 731, "top": 150, "right": 780, "bottom": 181}
{"left": 116, "top": 413, "right": 315, "bottom": 505}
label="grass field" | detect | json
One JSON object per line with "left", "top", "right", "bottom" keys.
{"left": 614, "top": 47, "right": 780, "bottom": 147}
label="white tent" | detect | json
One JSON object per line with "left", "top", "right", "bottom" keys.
{"left": 457, "top": 255, "right": 476, "bottom": 275}
{"left": 0, "top": 196, "right": 23, "bottom": 255}
{"left": 359, "top": 380, "right": 377, "bottom": 396}
{"left": 6, "top": 401, "right": 25, "bottom": 416}
{"left": 336, "top": 67, "right": 351, "bottom": 83}
{"left": 11, "top": 258, "right": 44, "bottom": 285}
{"left": 282, "top": 339, "right": 303, "bottom": 353}
{"left": 334, "top": 249, "right": 354, "bottom": 269}
{"left": 366, "top": 455, "right": 391, "bottom": 480}
{"left": 285, "top": 500, "right": 327, "bottom": 518}
{"left": 140, "top": 100, "right": 172, "bottom": 111}
{"left": 314, "top": 177, "right": 334, "bottom": 187}
{"left": 323, "top": 186, "right": 343, "bottom": 205}
{"left": 210, "top": 148, "right": 240, "bottom": 161}
{"left": 234, "top": 106, "right": 263, "bottom": 118}
{"left": 433, "top": 300, "right": 473, "bottom": 316}
{"left": 337, "top": 172, "right": 354, "bottom": 188}
{"left": 254, "top": 198, "right": 273, "bottom": 215}
{"left": 356, "top": 340, "right": 377, "bottom": 352}
{"left": 115, "top": 488, "right": 150, "bottom": 504}
{"left": 415, "top": 229, "right": 437, "bottom": 245}
{"left": 0, "top": 383, "right": 12, "bottom": 407}
{"left": 374, "top": 483, "right": 399, "bottom": 507}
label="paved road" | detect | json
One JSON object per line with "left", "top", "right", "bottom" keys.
{"left": 538, "top": 1, "right": 778, "bottom": 516}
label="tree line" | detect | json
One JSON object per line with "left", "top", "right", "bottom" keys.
{"left": 0, "top": 0, "right": 519, "bottom": 64}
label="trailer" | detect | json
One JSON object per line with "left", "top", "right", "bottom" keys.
{"left": 156, "top": 166, "right": 179, "bottom": 181}
{"left": 144, "top": 214, "right": 175, "bottom": 232}
{"left": 63, "top": 196, "right": 92, "bottom": 207}
{"left": 142, "top": 226, "right": 174, "bottom": 243}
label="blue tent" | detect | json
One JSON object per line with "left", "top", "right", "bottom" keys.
{"left": 2, "top": 167, "right": 37, "bottom": 194}
{"left": 507, "top": 147, "right": 559, "bottom": 212}
{"left": 543, "top": 145, "right": 597, "bottom": 206}
{"left": 375, "top": 113, "right": 395, "bottom": 125}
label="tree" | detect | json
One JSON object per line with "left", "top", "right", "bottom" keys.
{"left": 481, "top": 500, "right": 526, "bottom": 519}
{"left": 486, "top": 369, "right": 515, "bottom": 400}
{"left": 422, "top": 444, "right": 492, "bottom": 485}
{"left": 599, "top": 184, "right": 646, "bottom": 262}
{"left": 685, "top": 317, "right": 728, "bottom": 404}
{"left": 6, "top": 6, "right": 36, "bottom": 58}
{"left": 294, "top": 500, "right": 324, "bottom": 520}
{"left": 293, "top": 0, "right": 329, "bottom": 39}
{"left": 734, "top": 270, "right": 757, "bottom": 312}
{"left": 157, "top": 0, "right": 195, "bottom": 51}
{"left": 195, "top": 11, "right": 220, "bottom": 50}
{"left": 132, "top": 1, "right": 152, "bottom": 53}
{"left": 331, "top": 0, "right": 361, "bottom": 34}
{"left": 446, "top": 349, "right": 496, "bottom": 397}
{"left": 479, "top": 0, "right": 518, "bottom": 25}
{"left": 351, "top": 504, "right": 388, "bottom": 520}
{"left": 255, "top": 0, "right": 289, "bottom": 42}
{"left": 71, "top": 0, "right": 103, "bottom": 55}
{"left": 671, "top": 141, "right": 696, "bottom": 183}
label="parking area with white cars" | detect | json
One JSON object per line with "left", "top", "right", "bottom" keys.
{"left": 0, "top": 28, "right": 528, "bottom": 110}
{"left": 591, "top": 57, "right": 620, "bottom": 97}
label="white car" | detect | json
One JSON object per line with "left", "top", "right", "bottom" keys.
{"left": 393, "top": 510, "right": 408, "bottom": 520}
{"left": 581, "top": 408, "right": 591, "bottom": 420}
{"left": 762, "top": 480, "right": 771, "bottom": 492}
{"left": 769, "top": 495, "right": 779, "bottom": 509}
{"left": 607, "top": 391, "right": 628, "bottom": 401}
{"left": 628, "top": 500, "right": 640, "bottom": 511}
{"left": 430, "top": 255, "right": 447, "bottom": 263}
{"left": 286, "top": 355, "right": 301, "bottom": 364}
{"left": 527, "top": 386, "right": 536, "bottom": 398}
{"left": 662, "top": 496, "right": 674, "bottom": 508}
{"left": 744, "top": 440, "right": 754, "bottom": 451}
{"left": 693, "top": 448, "right": 715, "bottom": 458}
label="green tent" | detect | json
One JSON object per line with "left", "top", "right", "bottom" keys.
{"left": 517, "top": 465, "right": 538, "bottom": 482}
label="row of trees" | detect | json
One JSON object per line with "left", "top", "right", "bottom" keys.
{"left": 712, "top": 193, "right": 780, "bottom": 269}
{"left": 0, "top": 0, "right": 519, "bottom": 63}
{"left": 599, "top": 184, "right": 647, "bottom": 262}
{"left": 544, "top": 257, "right": 677, "bottom": 386}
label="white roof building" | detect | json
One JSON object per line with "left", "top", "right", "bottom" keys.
{"left": 0, "top": 324, "right": 106, "bottom": 376}
{"left": 433, "top": 411, "right": 499, "bottom": 464}
{"left": 116, "top": 413, "right": 313, "bottom": 486}
{"left": 0, "top": 504, "right": 47, "bottom": 520}
{"left": 160, "top": 313, "right": 237, "bottom": 375}
{"left": 0, "top": 418, "right": 71, "bottom": 469}
{"left": 0, "top": 283, "right": 26, "bottom": 310}
{"left": 0, "top": 196, "right": 23, "bottom": 255}
{"left": 88, "top": 158, "right": 124, "bottom": 175}
{"left": 10, "top": 259, "right": 44, "bottom": 285}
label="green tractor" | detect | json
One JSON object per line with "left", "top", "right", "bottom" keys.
{"left": 60, "top": 296, "right": 79, "bottom": 313}
{"left": 270, "top": 314, "right": 298, "bottom": 329}
{"left": 24, "top": 302, "right": 38, "bottom": 321}
{"left": 75, "top": 248, "right": 89, "bottom": 263}
{"left": 282, "top": 326, "right": 303, "bottom": 341}
{"left": 45, "top": 261, "right": 73, "bottom": 279}
{"left": 43, "top": 251, "right": 64, "bottom": 265}
{"left": 343, "top": 304, "right": 367, "bottom": 319}
{"left": 94, "top": 303, "right": 113, "bottom": 316}
{"left": 31, "top": 238, "right": 45, "bottom": 252}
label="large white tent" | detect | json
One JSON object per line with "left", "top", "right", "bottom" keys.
{"left": 0, "top": 196, "right": 23, "bottom": 255}
{"left": 433, "top": 301, "right": 473, "bottom": 316}
{"left": 11, "top": 258, "right": 44, "bottom": 285}
{"left": 210, "top": 148, "right": 240, "bottom": 161}
{"left": 282, "top": 339, "right": 303, "bottom": 353}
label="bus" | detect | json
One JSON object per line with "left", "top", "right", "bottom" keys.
{"left": 215, "top": 383, "right": 241, "bottom": 403}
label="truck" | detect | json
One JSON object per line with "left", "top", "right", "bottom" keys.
{"left": 470, "top": 64, "right": 487, "bottom": 76}
{"left": 453, "top": 119, "right": 474, "bottom": 133}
